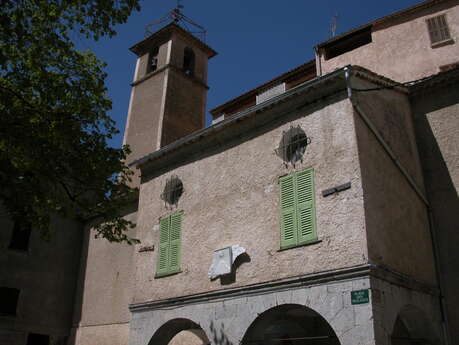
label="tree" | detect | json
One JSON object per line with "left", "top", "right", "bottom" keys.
{"left": 0, "top": 0, "right": 142, "bottom": 243}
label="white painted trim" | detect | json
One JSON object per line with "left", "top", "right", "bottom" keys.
{"left": 166, "top": 39, "right": 172, "bottom": 65}
{"left": 133, "top": 57, "right": 140, "bottom": 82}
{"left": 212, "top": 113, "right": 225, "bottom": 125}
{"left": 122, "top": 86, "right": 136, "bottom": 147}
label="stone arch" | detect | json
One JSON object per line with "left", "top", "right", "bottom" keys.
{"left": 391, "top": 305, "right": 441, "bottom": 345}
{"left": 148, "top": 318, "right": 210, "bottom": 345}
{"left": 241, "top": 304, "right": 341, "bottom": 345}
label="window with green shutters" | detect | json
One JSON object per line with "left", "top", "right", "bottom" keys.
{"left": 156, "top": 211, "right": 183, "bottom": 277}
{"left": 279, "top": 168, "right": 317, "bottom": 249}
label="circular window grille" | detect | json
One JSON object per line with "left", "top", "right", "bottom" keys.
{"left": 161, "top": 176, "right": 183, "bottom": 205}
{"left": 277, "top": 126, "right": 310, "bottom": 164}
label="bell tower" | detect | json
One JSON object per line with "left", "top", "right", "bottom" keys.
{"left": 123, "top": 12, "right": 217, "bottom": 185}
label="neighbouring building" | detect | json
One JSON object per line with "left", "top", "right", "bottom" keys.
{"left": 1, "top": 1, "right": 458, "bottom": 345}
{"left": 0, "top": 215, "right": 82, "bottom": 345}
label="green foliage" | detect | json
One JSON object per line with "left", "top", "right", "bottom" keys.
{"left": 0, "top": 0, "right": 141, "bottom": 243}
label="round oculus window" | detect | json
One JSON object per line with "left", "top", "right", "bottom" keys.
{"left": 161, "top": 176, "right": 183, "bottom": 205}
{"left": 277, "top": 126, "right": 310, "bottom": 163}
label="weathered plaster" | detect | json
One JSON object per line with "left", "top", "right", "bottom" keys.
{"left": 73, "top": 323, "right": 130, "bottom": 345}
{"left": 411, "top": 80, "right": 459, "bottom": 342}
{"left": 72, "top": 210, "right": 137, "bottom": 345}
{"left": 319, "top": 1, "right": 459, "bottom": 82}
{"left": 134, "top": 96, "right": 367, "bottom": 303}
{"left": 353, "top": 91, "right": 437, "bottom": 284}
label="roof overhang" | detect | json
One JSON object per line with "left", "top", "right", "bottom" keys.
{"left": 132, "top": 66, "right": 408, "bottom": 177}
{"left": 210, "top": 60, "right": 316, "bottom": 116}
{"left": 129, "top": 23, "right": 217, "bottom": 58}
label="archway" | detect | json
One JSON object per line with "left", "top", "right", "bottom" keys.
{"left": 391, "top": 305, "right": 440, "bottom": 345}
{"left": 241, "top": 304, "right": 341, "bottom": 345}
{"left": 149, "top": 318, "right": 210, "bottom": 345}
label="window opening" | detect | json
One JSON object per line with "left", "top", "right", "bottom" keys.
{"left": 256, "top": 83, "right": 286, "bottom": 104}
{"left": 147, "top": 46, "right": 159, "bottom": 73}
{"left": 156, "top": 212, "right": 183, "bottom": 277}
{"left": 9, "top": 221, "right": 31, "bottom": 251}
{"left": 324, "top": 26, "right": 372, "bottom": 60}
{"left": 279, "top": 168, "right": 317, "bottom": 249}
{"left": 0, "top": 287, "right": 20, "bottom": 315}
{"left": 27, "top": 333, "right": 50, "bottom": 345}
{"left": 183, "top": 47, "right": 195, "bottom": 76}
{"left": 161, "top": 175, "right": 184, "bottom": 207}
{"left": 427, "top": 14, "right": 452, "bottom": 45}
{"left": 276, "top": 126, "right": 311, "bottom": 166}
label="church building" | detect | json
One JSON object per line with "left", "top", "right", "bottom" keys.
{"left": 1, "top": 1, "right": 458, "bottom": 345}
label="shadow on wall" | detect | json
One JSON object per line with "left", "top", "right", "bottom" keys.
{"left": 391, "top": 304, "right": 442, "bottom": 345}
{"left": 411, "top": 82, "right": 459, "bottom": 342}
{"left": 67, "top": 228, "right": 90, "bottom": 345}
{"left": 220, "top": 252, "right": 251, "bottom": 285}
{"left": 209, "top": 320, "right": 234, "bottom": 345}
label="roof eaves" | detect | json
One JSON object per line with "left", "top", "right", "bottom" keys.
{"left": 209, "top": 60, "right": 316, "bottom": 116}
{"left": 132, "top": 65, "right": 408, "bottom": 172}
{"left": 409, "top": 65, "right": 459, "bottom": 93}
{"left": 130, "top": 23, "right": 217, "bottom": 58}
{"left": 132, "top": 66, "right": 348, "bottom": 170}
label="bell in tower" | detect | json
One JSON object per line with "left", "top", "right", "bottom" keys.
{"left": 122, "top": 6, "right": 217, "bottom": 185}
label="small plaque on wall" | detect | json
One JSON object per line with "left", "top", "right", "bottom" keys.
{"left": 351, "top": 289, "right": 369, "bottom": 305}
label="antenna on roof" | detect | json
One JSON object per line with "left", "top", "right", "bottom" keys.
{"left": 144, "top": 0, "right": 207, "bottom": 41}
{"left": 329, "top": 12, "right": 339, "bottom": 37}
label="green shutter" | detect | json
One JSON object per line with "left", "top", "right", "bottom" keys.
{"left": 296, "top": 168, "right": 317, "bottom": 243}
{"left": 279, "top": 174, "right": 298, "bottom": 248}
{"left": 279, "top": 168, "right": 317, "bottom": 249}
{"left": 157, "top": 216, "right": 170, "bottom": 274}
{"left": 156, "top": 212, "right": 183, "bottom": 276}
{"left": 168, "top": 212, "right": 182, "bottom": 272}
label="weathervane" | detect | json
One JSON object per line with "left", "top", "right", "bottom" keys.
{"left": 144, "top": 0, "right": 207, "bottom": 41}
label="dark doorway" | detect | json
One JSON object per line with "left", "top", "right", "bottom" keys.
{"left": 241, "top": 304, "right": 341, "bottom": 345}
{"left": 149, "top": 318, "right": 210, "bottom": 345}
{"left": 27, "top": 333, "right": 50, "bottom": 345}
{"left": 391, "top": 305, "right": 440, "bottom": 345}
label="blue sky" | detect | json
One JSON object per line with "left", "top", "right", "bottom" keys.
{"left": 79, "top": 0, "right": 424, "bottom": 148}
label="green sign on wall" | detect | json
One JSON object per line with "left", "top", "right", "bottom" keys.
{"left": 351, "top": 289, "right": 369, "bottom": 305}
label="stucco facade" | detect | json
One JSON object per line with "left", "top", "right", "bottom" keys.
{"left": 124, "top": 62, "right": 445, "bottom": 345}
{"left": 135, "top": 95, "right": 367, "bottom": 302}
{"left": 410, "top": 73, "right": 459, "bottom": 342}
{"left": 70, "top": 209, "right": 137, "bottom": 345}
{"left": 317, "top": 0, "right": 459, "bottom": 82}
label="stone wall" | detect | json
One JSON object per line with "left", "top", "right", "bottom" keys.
{"left": 129, "top": 276, "right": 375, "bottom": 345}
